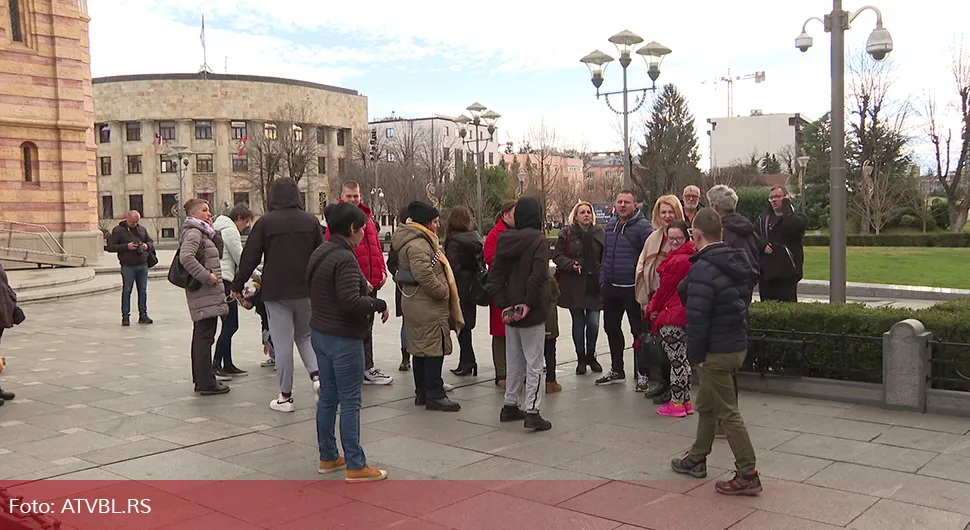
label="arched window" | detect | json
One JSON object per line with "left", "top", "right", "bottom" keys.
{"left": 9, "top": 0, "right": 23, "bottom": 42}
{"left": 21, "top": 141, "right": 38, "bottom": 183}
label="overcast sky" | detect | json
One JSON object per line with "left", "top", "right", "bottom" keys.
{"left": 89, "top": 0, "right": 969, "bottom": 171}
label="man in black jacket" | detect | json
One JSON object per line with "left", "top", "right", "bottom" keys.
{"left": 757, "top": 186, "right": 808, "bottom": 302}
{"left": 106, "top": 210, "right": 154, "bottom": 326}
{"left": 706, "top": 184, "right": 760, "bottom": 305}
{"left": 670, "top": 208, "right": 762, "bottom": 496}
{"left": 486, "top": 196, "right": 552, "bottom": 431}
{"left": 232, "top": 177, "right": 324, "bottom": 413}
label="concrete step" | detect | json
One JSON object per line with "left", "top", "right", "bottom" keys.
{"left": 6, "top": 267, "right": 95, "bottom": 292}
{"left": 0, "top": 246, "right": 87, "bottom": 267}
{"left": 16, "top": 274, "right": 168, "bottom": 304}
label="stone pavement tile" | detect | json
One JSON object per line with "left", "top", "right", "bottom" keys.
{"left": 16, "top": 428, "right": 126, "bottom": 460}
{"left": 359, "top": 404, "right": 412, "bottom": 424}
{"left": 49, "top": 481, "right": 212, "bottom": 530}
{"left": 555, "top": 447, "right": 729, "bottom": 487}
{"left": 0, "top": 398, "right": 64, "bottom": 420}
{"left": 806, "top": 462, "right": 970, "bottom": 516}
{"left": 76, "top": 437, "right": 181, "bottom": 465}
{"left": 452, "top": 400, "right": 590, "bottom": 433}
{"left": 752, "top": 410, "right": 888, "bottom": 442}
{"left": 0, "top": 451, "right": 73, "bottom": 479}
{"left": 849, "top": 499, "right": 970, "bottom": 530}
{"left": 86, "top": 392, "right": 175, "bottom": 414}
{"left": 33, "top": 387, "right": 127, "bottom": 407}
{"left": 774, "top": 433, "right": 937, "bottom": 473}
{"left": 83, "top": 412, "right": 187, "bottom": 438}
{"left": 688, "top": 477, "right": 878, "bottom": 526}
{"left": 102, "top": 448, "right": 255, "bottom": 482}
{"left": 230, "top": 472, "right": 283, "bottom": 480}
{"left": 492, "top": 438, "right": 602, "bottom": 467}
{"left": 47, "top": 468, "right": 129, "bottom": 481}
{"left": 314, "top": 479, "right": 485, "bottom": 517}
{"left": 873, "top": 425, "right": 970, "bottom": 454}
{"left": 24, "top": 405, "right": 124, "bottom": 431}
{"left": 705, "top": 448, "right": 833, "bottom": 482}
{"left": 731, "top": 511, "right": 845, "bottom": 530}
{"left": 201, "top": 403, "right": 317, "bottom": 429}
{"left": 447, "top": 382, "right": 507, "bottom": 400}
{"left": 188, "top": 432, "right": 290, "bottom": 459}
{"left": 176, "top": 479, "right": 351, "bottom": 528}
{"left": 837, "top": 405, "right": 970, "bottom": 435}
{"left": 147, "top": 401, "right": 235, "bottom": 421}
{"left": 366, "top": 411, "right": 497, "bottom": 444}
{"left": 152, "top": 512, "right": 266, "bottom": 530}
{"left": 0, "top": 421, "right": 64, "bottom": 445}
{"left": 424, "top": 490, "right": 622, "bottom": 530}
{"left": 286, "top": 500, "right": 415, "bottom": 530}
{"left": 1, "top": 382, "right": 74, "bottom": 400}
{"left": 741, "top": 394, "right": 856, "bottom": 418}
{"left": 260, "top": 418, "right": 397, "bottom": 448}
{"left": 358, "top": 435, "right": 491, "bottom": 476}
{"left": 5, "top": 459, "right": 97, "bottom": 481}
{"left": 454, "top": 428, "right": 553, "bottom": 454}
{"left": 436, "top": 456, "right": 557, "bottom": 480}
{"left": 919, "top": 453, "right": 970, "bottom": 484}
{"left": 653, "top": 420, "right": 800, "bottom": 451}
{"left": 487, "top": 478, "right": 608, "bottom": 505}
{"left": 147, "top": 420, "right": 252, "bottom": 446}
{"left": 225, "top": 441, "right": 331, "bottom": 480}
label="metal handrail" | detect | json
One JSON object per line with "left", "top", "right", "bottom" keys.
{"left": 0, "top": 219, "right": 88, "bottom": 265}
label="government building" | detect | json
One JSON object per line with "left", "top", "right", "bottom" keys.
{"left": 93, "top": 73, "right": 367, "bottom": 240}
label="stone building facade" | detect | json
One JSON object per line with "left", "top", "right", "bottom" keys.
{"left": 0, "top": 0, "right": 102, "bottom": 261}
{"left": 93, "top": 73, "right": 367, "bottom": 240}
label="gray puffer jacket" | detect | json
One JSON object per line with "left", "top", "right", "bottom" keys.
{"left": 180, "top": 219, "right": 229, "bottom": 322}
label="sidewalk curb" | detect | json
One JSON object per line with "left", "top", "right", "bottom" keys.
{"left": 796, "top": 279, "right": 969, "bottom": 302}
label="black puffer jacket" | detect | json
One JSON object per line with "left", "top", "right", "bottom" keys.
{"left": 307, "top": 236, "right": 386, "bottom": 340}
{"left": 486, "top": 197, "right": 549, "bottom": 329}
{"left": 678, "top": 242, "right": 756, "bottom": 365}
{"left": 756, "top": 201, "right": 808, "bottom": 282}
{"left": 722, "top": 213, "right": 761, "bottom": 287}
{"left": 232, "top": 177, "right": 324, "bottom": 301}
{"left": 445, "top": 229, "right": 485, "bottom": 297}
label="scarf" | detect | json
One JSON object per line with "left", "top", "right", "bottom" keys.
{"left": 185, "top": 216, "right": 215, "bottom": 238}
{"left": 407, "top": 222, "right": 464, "bottom": 328}
{"left": 635, "top": 229, "right": 671, "bottom": 304}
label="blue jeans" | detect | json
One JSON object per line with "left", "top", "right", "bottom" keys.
{"left": 312, "top": 330, "right": 366, "bottom": 470}
{"left": 213, "top": 281, "right": 238, "bottom": 369}
{"left": 120, "top": 263, "right": 149, "bottom": 318}
{"left": 569, "top": 308, "right": 601, "bottom": 359}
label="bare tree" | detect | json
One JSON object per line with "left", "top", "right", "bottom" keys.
{"left": 849, "top": 162, "right": 904, "bottom": 234}
{"left": 901, "top": 170, "right": 933, "bottom": 232}
{"left": 547, "top": 178, "right": 581, "bottom": 224}
{"left": 930, "top": 41, "right": 970, "bottom": 232}
{"left": 522, "top": 121, "right": 563, "bottom": 220}
{"left": 240, "top": 124, "right": 283, "bottom": 212}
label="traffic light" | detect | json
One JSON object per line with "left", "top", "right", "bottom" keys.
{"left": 369, "top": 129, "right": 377, "bottom": 162}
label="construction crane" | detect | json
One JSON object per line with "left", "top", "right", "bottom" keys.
{"left": 704, "top": 69, "right": 766, "bottom": 117}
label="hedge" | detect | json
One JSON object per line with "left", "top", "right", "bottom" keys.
{"left": 804, "top": 232, "right": 970, "bottom": 247}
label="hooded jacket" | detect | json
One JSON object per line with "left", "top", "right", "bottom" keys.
{"left": 106, "top": 221, "right": 154, "bottom": 267}
{"left": 325, "top": 201, "right": 386, "bottom": 289}
{"left": 721, "top": 212, "right": 761, "bottom": 288}
{"left": 646, "top": 240, "right": 695, "bottom": 333}
{"left": 485, "top": 197, "right": 549, "bottom": 329}
{"left": 600, "top": 209, "right": 653, "bottom": 289}
{"left": 232, "top": 177, "right": 324, "bottom": 301}
{"left": 678, "top": 242, "right": 756, "bottom": 365}
{"left": 213, "top": 215, "right": 243, "bottom": 283}
{"left": 307, "top": 235, "right": 387, "bottom": 340}
{"left": 757, "top": 202, "right": 808, "bottom": 283}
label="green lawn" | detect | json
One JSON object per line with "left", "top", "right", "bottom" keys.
{"left": 802, "top": 247, "right": 970, "bottom": 289}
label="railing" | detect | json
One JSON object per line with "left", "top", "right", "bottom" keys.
{"left": 929, "top": 340, "right": 970, "bottom": 392}
{"left": 744, "top": 329, "right": 884, "bottom": 384}
{"left": 0, "top": 219, "right": 87, "bottom": 265}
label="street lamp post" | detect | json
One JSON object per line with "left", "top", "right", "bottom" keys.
{"left": 796, "top": 1, "right": 893, "bottom": 304}
{"left": 517, "top": 171, "right": 526, "bottom": 197}
{"left": 455, "top": 104, "right": 500, "bottom": 232}
{"left": 169, "top": 145, "right": 193, "bottom": 236}
{"left": 581, "top": 31, "right": 672, "bottom": 190}
{"left": 795, "top": 152, "right": 811, "bottom": 212}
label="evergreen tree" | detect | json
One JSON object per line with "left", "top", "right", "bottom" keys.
{"left": 635, "top": 83, "right": 702, "bottom": 204}
{"left": 760, "top": 153, "right": 782, "bottom": 174}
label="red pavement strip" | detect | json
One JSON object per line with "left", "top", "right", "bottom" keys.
{"left": 0, "top": 478, "right": 752, "bottom": 529}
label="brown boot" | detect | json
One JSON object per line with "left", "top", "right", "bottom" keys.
{"left": 346, "top": 465, "right": 388, "bottom": 483}
{"left": 318, "top": 457, "right": 346, "bottom": 474}
{"left": 545, "top": 381, "right": 562, "bottom": 393}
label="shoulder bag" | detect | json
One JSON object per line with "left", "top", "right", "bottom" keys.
{"left": 168, "top": 241, "right": 206, "bottom": 291}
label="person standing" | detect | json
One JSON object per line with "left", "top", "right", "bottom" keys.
{"left": 487, "top": 196, "right": 552, "bottom": 431}
{"left": 544, "top": 266, "right": 562, "bottom": 393}
{"left": 757, "top": 186, "right": 808, "bottom": 302}
{"left": 484, "top": 200, "right": 516, "bottom": 387}
{"left": 553, "top": 201, "right": 604, "bottom": 375}
{"left": 707, "top": 184, "right": 760, "bottom": 304}
{"left": 106, "top": 210, "right": 154, "bottom": 327}
{"left": 386, "top": 205, "right": 412, "bottom": 372}
{"left": 212, "top": 204, "right": 253, "bottom": 380}
{"left": 392, "top": 201, "right": 463, "bottom": 412}
{"left": 308, "top": 202, "right": 389, "bottom": 483}
{"left": 670, "top": 208, "right": 761, "bottom": 496}
{"left": 326, "top": 181, "right": 392, "bottom": 385}
{"left": 232, "top": 177, "right": 322, "bottom": 413}
{"left": 445, "top": 206, "right": 484, "bottom": 376}
{"left": 0, "top": 262, "right": 22, "bottom": 406}
{"left": 179, "top": 199, "right": 230, "bottom": 395}
{"left": 681, "top": 185, "right": 703, "bottom": 227}
{"left": 596, "top": 191, "right": 652, "bottom": 386}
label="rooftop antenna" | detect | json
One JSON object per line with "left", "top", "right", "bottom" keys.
{"left": 702, "top": 68, "right": 765, "bottom": 116}
{"left": 198, "top": 14, "right": 212, "bottom": 76}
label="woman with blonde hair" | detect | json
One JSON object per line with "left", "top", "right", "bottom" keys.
{"left": 553, "top": 200, "right": 605, "bottom": 375}
{"left": 634, "top": 193, "right": 685, "bottom": 396}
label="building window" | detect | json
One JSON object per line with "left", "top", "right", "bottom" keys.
{"left": 99, "top": 156, "right": 111, "bottom": 176}
{"left": 161, "top": 193, "right": 178, "bottom": 217}
{"left": 338, "top": 158, "right": 346, "bottom": 176}
{"left": 101, "top": 195, "right": 114, "bottom": 219}
{"left": 318, "top": 156, "right": 326, "bottom": 174}
{"left": 292, "top": 124, "right": 303, "bottom": 142}
{"left": 336, "top": 129, "right": 346, "bottom": 146}
{"left": 386, "top": 128, "right": 395, "bottom": 138}
{"left": 232, "top": 155, "right": 248, "bottom": 172}
{"left": 20, "top": 142, "right": 37, "bottom": 182}
{"left": 161, "top": 228, "right": 175, "bottom": 238}
{"left": 9, "top": 0, "right": 23, "bottom": 42}
{"left": 231, "top": 121, "right": 247, "bottom": 140}
{"left": 197, "top": 191, "right": 213, "bottom": 204}
{"left": 195, "top": 120, "right": 212, "bottom": 140}
{"left": 444, "top": 127, "right": 449, "bottom": 137}
{"left": 160, "top": 156, "right": 177, "bottom": 173}
{"left": 129, "top": 194, "right": 144, "bottom": 216}
{"left": 300, "top": 192, "right": 307, "bottom": 209}
{"left": 98, "top": 123, "right": 110, "bottom": 143}
{"left": 233, "top": 192, "right": 250, "bottom": 206}
{"left": 196, "top": 153, "right": 213, "bottom": 173}
{"left": 159, "top": 121, "right": 176, "bottom": 140}
{"left": 127, "top": 155, "right": 142, "bottom": 174}
{"left": 387, "top": 152, "right": 395, "bottom": 162}
{"left": 316, "top": 126, "right": 326, "bottom": 144}
{"left": 488, "top": 152, "right": 494, "bottom": 165}
{"left": 125, "top": 122, "right": 141, "bottom": 142}
{"left": 263, "top": 123, "right": 277, "bottom": 139}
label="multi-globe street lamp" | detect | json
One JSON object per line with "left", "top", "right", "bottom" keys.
{"left": 580, "top": 30, "right": 672, "bottom": 190}
{"left": 169, "top": 144, "right": 192, "bottom": 236}
{"left": 455, "top": 104, "right": 500, "bottom": 232}
{"left": 796, "top": 1, "right": 893, "bottom": 304}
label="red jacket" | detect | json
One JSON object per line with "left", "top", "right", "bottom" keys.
{"left": 325, "top": 201, "right": 386, "bottom": 289}
{"left": 484, "top": 219, "right": 509, "bottom": 337}
{"left": 646, "top": 241, "right": 696, "bottom": 333}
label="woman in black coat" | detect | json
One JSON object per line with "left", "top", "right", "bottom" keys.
{"left": 444, "top": 206, "right": 485, "bottom": 376}
{"left": 386, "top": 205, "right": 411, "bottom": 372}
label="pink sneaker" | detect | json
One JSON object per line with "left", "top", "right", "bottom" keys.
{"left": 685, "top": 401, "right": 694, "bottom": 415}
{"left": 657, "top": 401, "right": 687, "bottom": 418}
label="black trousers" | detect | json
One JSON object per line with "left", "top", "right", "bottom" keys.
{"left": 413, "top": 356, "right": 446, "bottom": 399}
{"left": 602, "top": 286, "right": 644, "bottom": 377}
{"left": 759, "top": 279, "right": 799, "bottom": 303}
{"left": 544, "top": 338, "right": 557, "bottom": 383}
{"left": 191, "top": 317, "right": 218, "bottom": 390}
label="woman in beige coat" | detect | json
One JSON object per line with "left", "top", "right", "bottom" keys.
{"left": 179, "top": 198, "right": 230, "bottom": 395}
{"left": 391, "top": 201, "right": 464, "bottom": 412}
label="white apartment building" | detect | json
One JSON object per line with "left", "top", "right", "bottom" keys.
{"left": 707, "top": 111, "right": 810, "bottom": 171}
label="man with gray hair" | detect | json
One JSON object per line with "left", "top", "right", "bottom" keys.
{"left": 706, "top": 185, "right": 760, "bottom": 294}
{"left": 682, "top": 185, "right": 703, "bottom": 227}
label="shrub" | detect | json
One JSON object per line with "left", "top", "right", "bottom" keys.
{"left": 931, "top": 200, "right": 950, "bottom": 231}
{"left": 735, "top": 187, "right": 769, "bottom": 225}
{"left": 803, "top": 232, "right": 970, "bottom": 247}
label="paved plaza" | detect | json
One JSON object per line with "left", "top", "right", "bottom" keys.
{"left": 3, "top": 277, "right": 970, "bottom": 529}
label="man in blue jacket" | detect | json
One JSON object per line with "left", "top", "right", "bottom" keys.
{"left": 670, "top": 208, "right": 761, "bottom": 496}
{"left": 596, "top": 190, "right": 652, "bottom": 386}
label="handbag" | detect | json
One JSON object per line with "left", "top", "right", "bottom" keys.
{"left": 471, "top": 260, "right": 491, "bottom": 307}
{"left": 167, "top": 243, "right": 205, "bottom": 291}
{"left": 146, "top": 249, "right": 159, "bottom": 269}
{"left": 636, "top": 331, "right": 665, "bottom": 372}
{"left": 394, "top": 268, "right": 419, "bottom": 286}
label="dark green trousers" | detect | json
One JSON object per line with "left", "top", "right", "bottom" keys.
{"left": 689, "top": 350, "right": 757, "bottom": 475}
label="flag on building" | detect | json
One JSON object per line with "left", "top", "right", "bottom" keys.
{"left": 200, "top": 15, "right": 205, "bottom": 50}
{"left": 155, "top": 133, "right": 162, "bottom": 145}
{"left": 237, "top": 135, "right": 248, "bottom": 157}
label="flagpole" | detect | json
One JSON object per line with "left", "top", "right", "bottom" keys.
{"left": 199, "top": 14, "right": 211, "bottom": 75}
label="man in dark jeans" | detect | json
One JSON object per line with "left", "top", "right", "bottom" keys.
{"left": 757, "top": 186, "right": 808, "bottom": 302}
{"left": 106, "top": 210, "right": 154, "bottom": 327}
{"left": 596, "top": 190, "right": 653, "bottom": 386}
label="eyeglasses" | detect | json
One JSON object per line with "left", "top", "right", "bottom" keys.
{"left": 683, "top": 194, "right": 700, "bottom": 199}
{"left": 769, "top": 195, "right": 786, "bottom": 200}
{"left": 669, "top": 236, "right": 686, "bottom": 243}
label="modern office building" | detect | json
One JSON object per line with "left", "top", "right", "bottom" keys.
{"left": 707, "top": 111, "right": 810, "bottom": 171}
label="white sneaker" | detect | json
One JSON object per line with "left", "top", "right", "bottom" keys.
{"left": 443, "top": 382, "right": 454, "bottom": 392}
{"left": 313, "top": 379, "right": 320, "bottom": 404}
{"left": 270, "top": 394, "right": 295, "bottom": 413}
{"left": 363, "top": 368, "right": 393, "bottom": 385}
